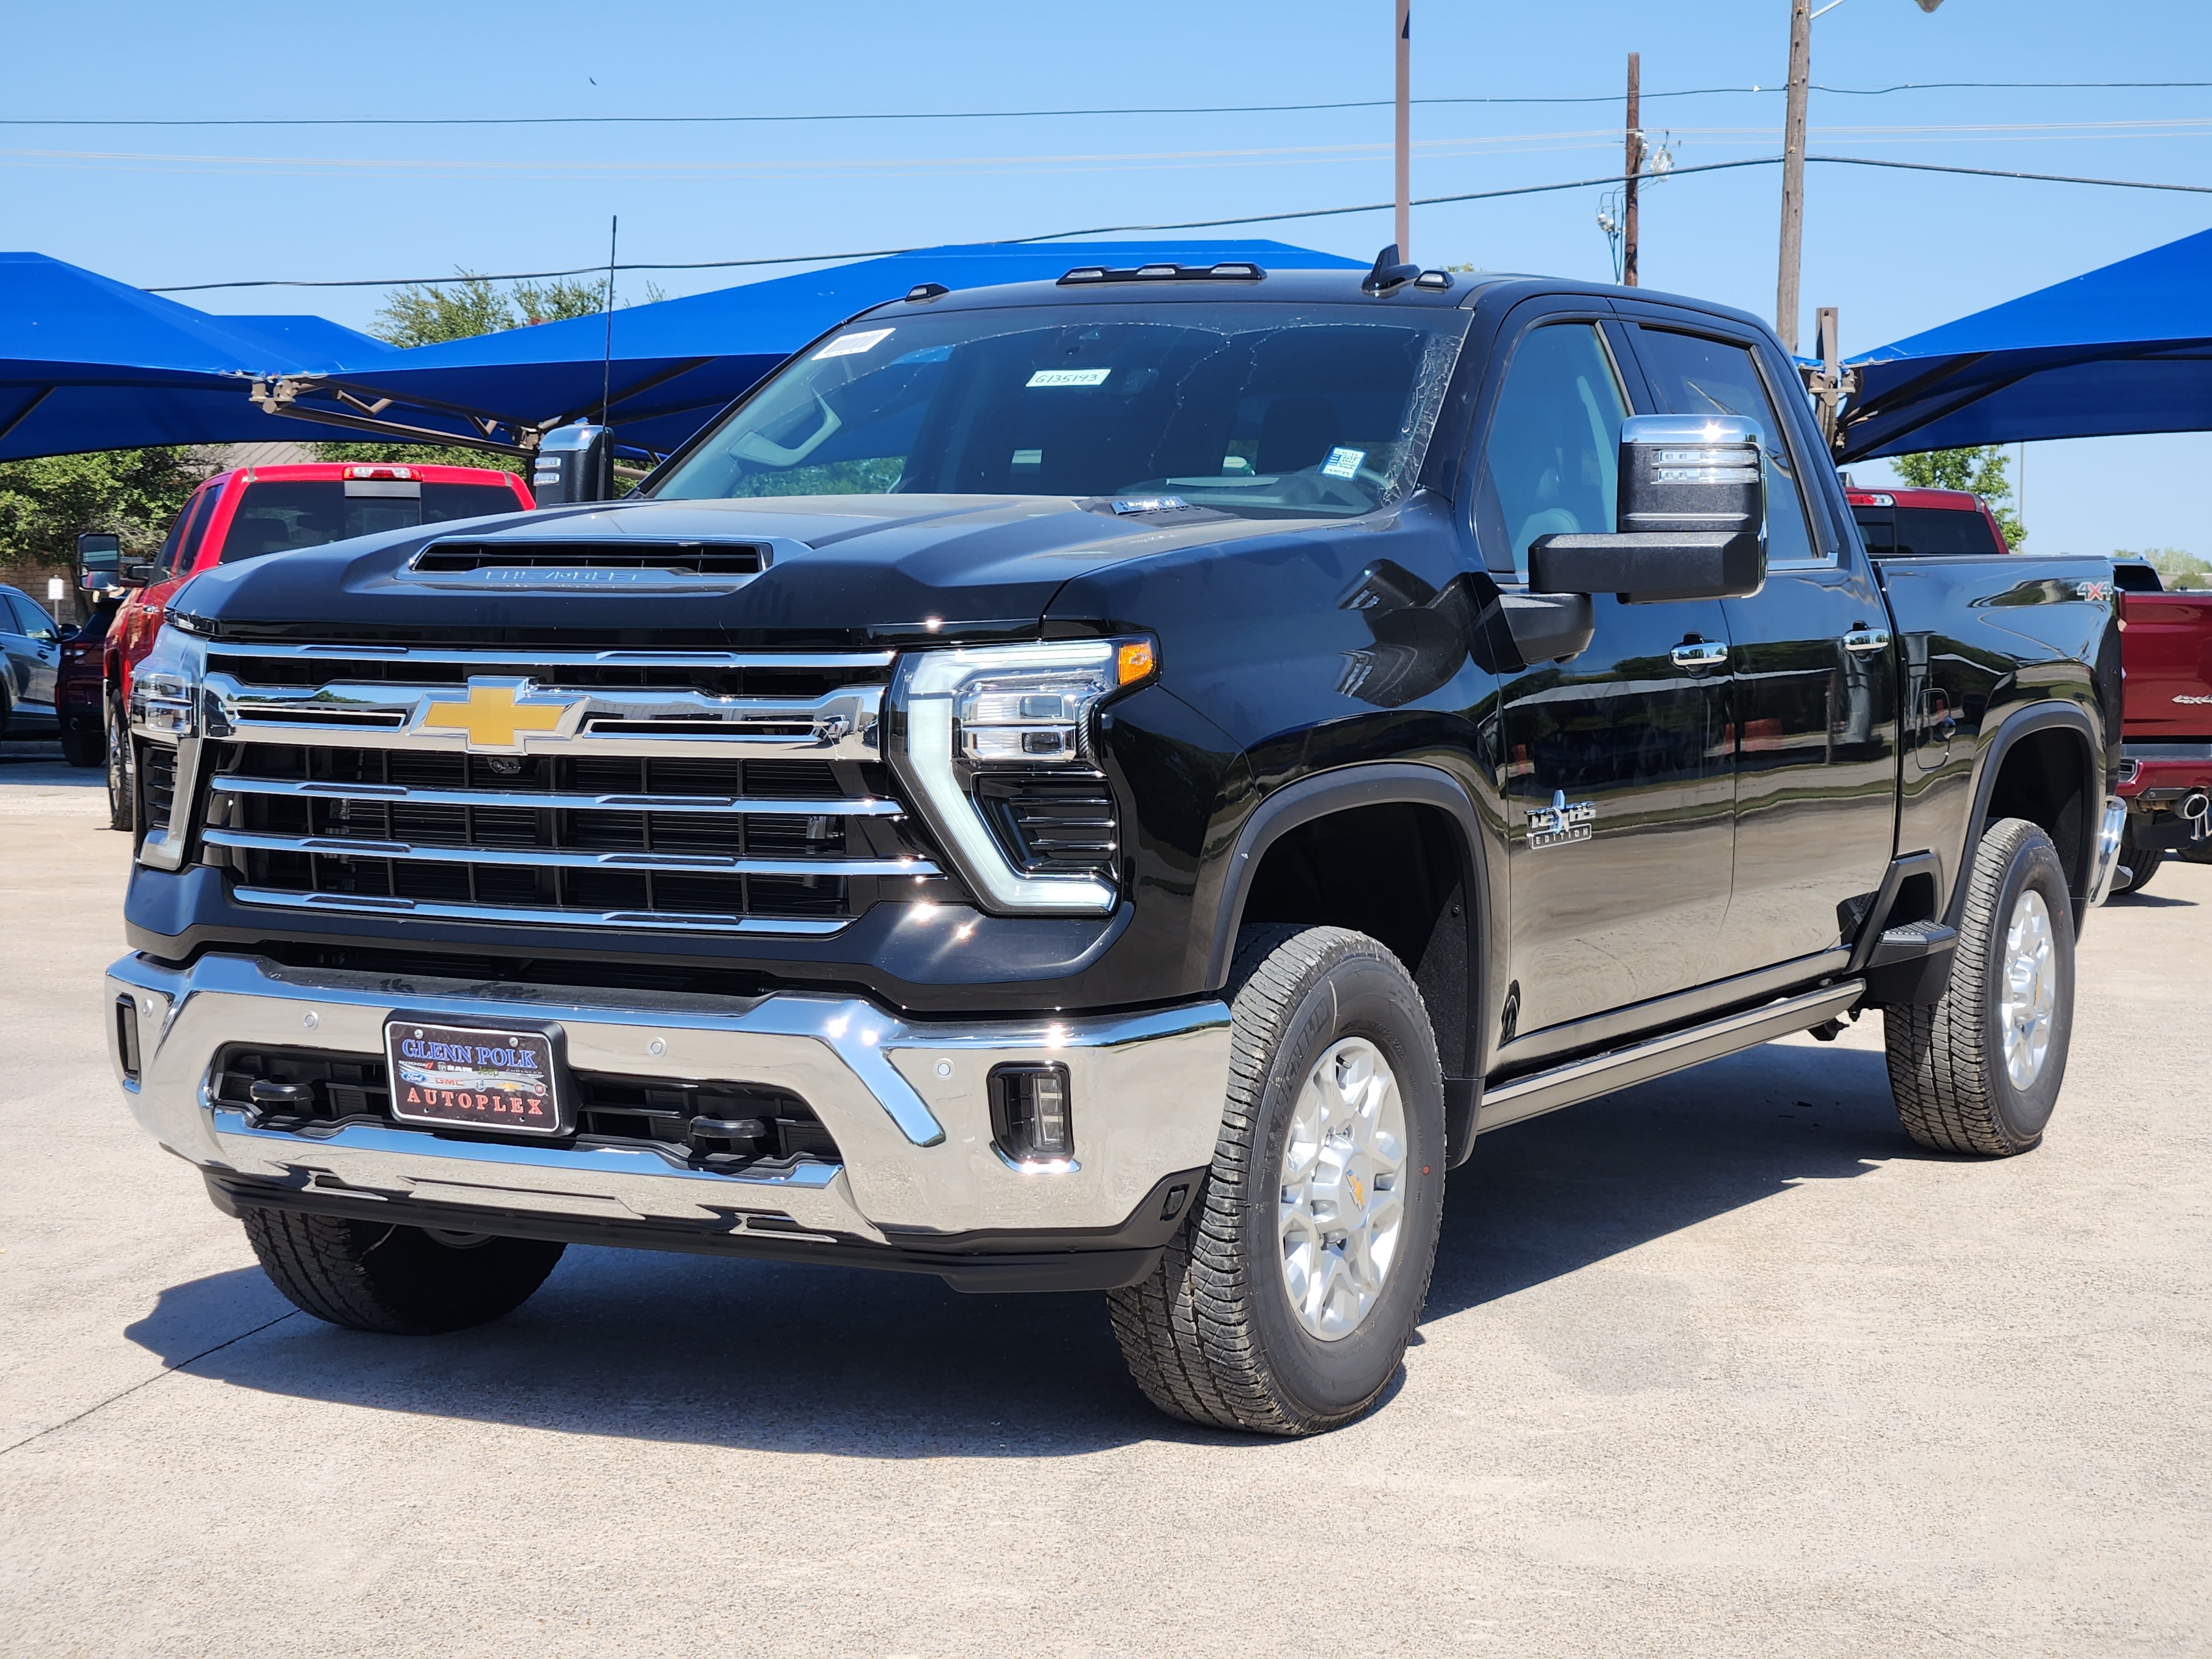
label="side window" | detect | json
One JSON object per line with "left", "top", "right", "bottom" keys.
{"left": 176, "top": 480, "right": 226, "bottom": 571}
{"left": 11, "top": 593, "right": 58, "bottom": 641}
{"left": 1632, "top": 327, "right": 1823, "bottom": 566}
{"left": 1474, "top": 322, "right": 1630, "bottom": 577}
{"left": 0, "top": 593, "right": 30, "bottom": 637}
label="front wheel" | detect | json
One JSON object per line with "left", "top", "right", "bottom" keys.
{"left": 1884, "top": 817, "right": 2074, "bottom": 1156}
{"left": 104, "top": 696, "right": 133, "bottom": 832}
{"left": 242, "top": 1208, "right": 566, "bottom": 1334}
{"left": 1108, "top": 924, "right": 1447, "bottom": 1436}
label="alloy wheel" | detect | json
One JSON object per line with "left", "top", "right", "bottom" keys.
{"left": 1999, "top": 887, "right": 2057, "bottom": 1090}
{"left": 1278, "top": 1036, "right": 1408, "bottom": 1342}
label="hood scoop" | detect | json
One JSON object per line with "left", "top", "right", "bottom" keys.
{"left": 406, "top": 538, "right": 771, "bottom": 591}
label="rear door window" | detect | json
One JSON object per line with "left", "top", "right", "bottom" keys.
{"left": 1631, "top": 327, "right": 1823, "bottom": 567}
{"left": 422, "top": 481, "right": 525, "bottom": 524}
{"left": 1891, "top": 507, "right": 2001, "bottom": 557}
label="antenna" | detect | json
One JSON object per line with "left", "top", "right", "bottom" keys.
{"left": 599, "top": 214, "right": 617, "bottom": 427}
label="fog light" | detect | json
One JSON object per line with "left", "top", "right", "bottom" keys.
{"left": 990, "top": 1063, "right": 1073, "bottom": 1163}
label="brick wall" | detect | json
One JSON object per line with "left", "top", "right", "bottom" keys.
{"left": 0, "top": 561, "right": 89, "bottom": 627}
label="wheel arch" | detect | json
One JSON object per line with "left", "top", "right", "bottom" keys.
{"left": 1206, "top": 762, "right": 1493, "bottom": 1165}
{"left": 1954, "top": 700, "right": 2102, "bottom": 932}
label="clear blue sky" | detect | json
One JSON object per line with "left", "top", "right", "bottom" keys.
{"left": 6, "top": 0, "right": 2208, "bottom": 555}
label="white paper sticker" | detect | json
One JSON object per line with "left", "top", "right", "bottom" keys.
{"left": 812, "top": 328, "right": 895, "bottom": 360}
{"left": 1321, "top": 446, "right": 1366, "bottom": 479}
{"left": 1026, "top": 367, "right": 1113, "bottom": 388}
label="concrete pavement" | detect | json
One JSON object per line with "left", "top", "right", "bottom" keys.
{"left": 1, "top": 740, "right": 2205, "bottom": 1657}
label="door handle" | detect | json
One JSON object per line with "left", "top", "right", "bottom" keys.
{"left": 1670, "top": 640, "right": 1729, "bottom": 671}
{"left": 1842, "top": 627, "right": 1891, "bottom": 656}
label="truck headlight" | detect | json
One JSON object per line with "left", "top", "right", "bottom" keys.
{"left": 128, "top": 624, "right": 208, "bottom": 743}
{"left": 890, "top": 638, "right": 1155, "bottom": 914}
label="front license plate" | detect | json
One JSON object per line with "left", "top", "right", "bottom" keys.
{"left": 384, "top": 1019, "right": 565, "bottom": 1135}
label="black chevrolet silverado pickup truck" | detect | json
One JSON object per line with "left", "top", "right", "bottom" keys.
{"left": 108, "top": 256, "right": 2125, "bottom": 1436}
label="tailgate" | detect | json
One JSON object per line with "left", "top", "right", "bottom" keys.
{"left": 2122, "top": 591, "right": 2212, "bottom": 741}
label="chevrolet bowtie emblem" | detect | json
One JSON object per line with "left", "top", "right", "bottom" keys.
{"left": 416, "top": 680, "right": 588, "bottom": 752}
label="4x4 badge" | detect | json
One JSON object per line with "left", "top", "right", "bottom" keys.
{"left": 1528, "top": 790, "right": 1596, "bottom": 849}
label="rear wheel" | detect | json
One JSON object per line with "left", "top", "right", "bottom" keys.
{"left": 2117, "top": 813, "right": 2162, "bottom": 895}
{"left": 1108, "top": 924, "right": 1446, "bottom": 1436}
{"left": 1884, "top": 817, "right": 2074, "bottom": 1156}
{"left": 60, "top": 724, "right": 103, "bottom": 768}
{"left": 242, "top": 1208, "right": 565, "bottom": 1334}
{"left": 104, "top": 695, "right": 133, "bottom": 832}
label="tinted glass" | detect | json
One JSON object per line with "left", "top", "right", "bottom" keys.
{"left": 1890, "top": 506, "right": 2001, "bottom": 557}
{"left": 1475, "top": 322, "right": 1629, "bottom": 575}
{"left": 651, "top": 304, "right": 1469, "bottom": 520}
{"left": 1634, "top": 328, "right": 1820, "bottom": 565}
{"left": 165, "top": 482, "right": 223, "bottom": 575}
{"left": 9, "top": 593, "right": 57, "bottom": 640}
{"left": 422, "top": 481, "right": 523, "bottom": 525}
{"left": 2113, "top": 562, "right": 2163, "bottom": 593}
{"left": 216, "top": 480, "right": 520, "bottom": 562}
{"left": 0, "top": 592, "right": 29, "bottom": 635}
{"left": 1850, "top": 508, "right": 1895, "bottom": 554}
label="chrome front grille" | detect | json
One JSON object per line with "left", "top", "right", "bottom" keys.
{"left": 189, "top": 643, "right": 962, "bottom": 934}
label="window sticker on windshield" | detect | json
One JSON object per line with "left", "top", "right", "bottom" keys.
{"left": 812, "top": 327, "right": 895, "bottom": 360}
{"left": 1026, "top": 368, "right": 1113, "bottom": 388}
{"left": 1321, "top": 446, "right": 1366, "bottom": 479}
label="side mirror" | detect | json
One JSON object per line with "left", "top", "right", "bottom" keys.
{"left": 76, "top": 531, "right": 123, "bottom": 589}
{"left": 1528, "top": 414, "right": 1767, "bottom": 605}
{"left": 530, "top": 423, "right": 613, "bottom": 504}
{"left": 115, "top": 562, "right": 155, "bottom": 589}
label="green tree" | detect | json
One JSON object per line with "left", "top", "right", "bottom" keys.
{"left": 1892, "top": 445, "right": 2026, "bottom": 548}
{"left": 0, "top": 446, "right": 204, "bottom": 564}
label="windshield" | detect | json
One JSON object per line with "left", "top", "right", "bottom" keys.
{"left": 649, "top": 301, "right": 1468, "bottom": 519}
{"left": 216, "top": 480, "right": 522, "bottom": 562}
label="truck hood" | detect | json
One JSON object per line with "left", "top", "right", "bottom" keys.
{"left": 178, "top": 494, "right": 1316, "bottom": 646}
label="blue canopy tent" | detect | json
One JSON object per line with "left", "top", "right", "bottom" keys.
{"left": 272, "top": 239, "right": 1366, "bottom": 459}
{"left": 1837, "top": 226, "right": 2212, "bottom": 462}
{"left": 0, "top": 252, "right": 393, "bottom": 460}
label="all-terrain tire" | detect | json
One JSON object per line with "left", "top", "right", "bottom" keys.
{"left": 105, "top": 695, "right": 133, "bottom": 832}
{"left": 2117, "top": 814, "right": 2162, "bottom": 896}
{"left": 60, "top": 725, "right": 103, "bottom": 768}
{"left": 241, "top": 1208, "right": 565, "bottom": 1334}
{"left": 1883, "top": 817, "right": 2074, "bottom": 1156}
{"left": 1107, "top": 924, "right": 1447, "bottom": 1436}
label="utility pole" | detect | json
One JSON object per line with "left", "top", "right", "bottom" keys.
{"left": 1395, "top": 0, "right": 1411, "bottom": 259}
{"left": 1776, "top": 0, "right": 1812, "bottom": 352}
{"left": 1623, "top": 52, "right": 1642, "bottom": 287}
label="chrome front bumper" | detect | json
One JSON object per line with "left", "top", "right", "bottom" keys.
{"left": 107, "top": 952, "right": 1230, "bottom": 1253}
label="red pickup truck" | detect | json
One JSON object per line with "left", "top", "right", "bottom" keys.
{"left": 99, "top": 460, "right": 532, "bottom": 829}
{"left": 2104, "top": 561, "right": 2212, "bottom": 894}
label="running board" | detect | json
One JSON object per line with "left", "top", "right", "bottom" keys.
{"left": 1478, "top": 980, "right": 1867, "bottom": 1134}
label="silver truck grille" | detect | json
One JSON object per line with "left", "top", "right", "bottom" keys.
{"left": 191, "top": 643, "right": 953, "bottom": 934}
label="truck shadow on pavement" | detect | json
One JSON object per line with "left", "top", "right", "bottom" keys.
{"left": 128, "top": 1038, "right": 1919, "bottom": 1455}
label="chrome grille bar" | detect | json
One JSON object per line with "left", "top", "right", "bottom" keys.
{"left": 230, "top": 886, "right": 851, "bottom": 935}
{"left": 205, "top": 644, "right": 894, "bottom": 672}
{"left": 204, "top": 826, "right": 935, "bottom": 879}
{"left": 206, "top": 772, "right": 905, "bottom": 818}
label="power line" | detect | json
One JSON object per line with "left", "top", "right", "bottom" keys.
{"left": 143, "top": 153, "right": 2212, "bottom": 295}
{"left": 14, "top": 81, "right": 2211, "bottom": 129}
